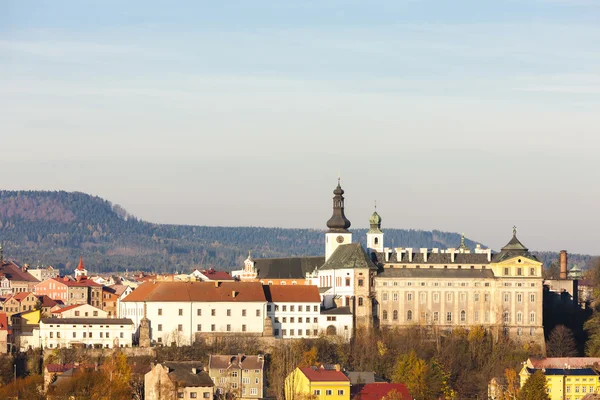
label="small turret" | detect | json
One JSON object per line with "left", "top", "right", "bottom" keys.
{"left": 367, "top": 201, "right": 384, "bottom": 255}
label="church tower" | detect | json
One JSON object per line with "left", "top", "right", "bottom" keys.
{"left": 367, "top": 204, "right": 383, "bottom": 256}
{"left": 325, "top": 178, "right": 352, "bottom": 261}
{"left": 74, "top": 256, "right": 87, "bottom": 279}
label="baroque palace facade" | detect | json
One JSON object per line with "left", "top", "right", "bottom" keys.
{"left": 240, "top": 180, "right": 545, "bottom": 346}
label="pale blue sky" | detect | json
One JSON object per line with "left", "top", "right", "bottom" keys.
{"left": 1, "top": 1, "right": 599, "bottom": 254}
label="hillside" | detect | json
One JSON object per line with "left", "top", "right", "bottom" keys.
{"left": 0, "top": 191, "right": 594, "bottom": 275}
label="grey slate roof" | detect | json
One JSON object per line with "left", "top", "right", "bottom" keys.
{"left": 162, "top": 362, "right": 214, "bottom": 387}
{"left": 321, "top": 306, "right": 352, "bottom": 315}
{"left": 376, "top": 268, "right": 495, "bottom": 279}
{"left": 320, "top": 243, "right": 378, "bottom": 271}
{"left": 345, "top": 371, "right": 376, "bottom": 384}
{"left": 492, "top": 234, "right": 539, "bottom": 263}
{"left": 254, "top": 256, "right": 324, "bottom": 279}
{"left": 373, "top": 252, "right": 489, "bottom": 265}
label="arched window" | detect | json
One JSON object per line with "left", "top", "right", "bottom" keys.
{"left": 406, "top": 310, "right": 411, "bottom": 321}
{"left": 460, "top": 310, "right": 466, "bottom": 322}
{"left": 382, "top": 293, "right": 388, "bottom": 301}
{"left": 374, "top": 238, "right": 379, "bottom": 245}
{"left": 345, "top": 277, "right": 350, "bottom": 287}
{"left": 382, "top": 310, "right": 388, "bottom": 320}
{"left": 517, "top": 312, "right": 522, "bottom": 323}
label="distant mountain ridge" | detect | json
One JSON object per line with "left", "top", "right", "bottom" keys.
{"left": 0, "top": 190, "right": 594, "bottom": 274}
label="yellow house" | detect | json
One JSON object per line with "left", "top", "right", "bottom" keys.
{"left": 285, "top": 365, "right": 350, "bottom": 400}
{"left": 520, "top": 364, "right": 600, "bottom": 400}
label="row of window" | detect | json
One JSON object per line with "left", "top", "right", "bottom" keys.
{"left": 382, "top": 309, "right": 537, "bottom": 324}
{"left": 157, "top": 308, "right": 262, "bottom": 317}
{"left": 268, "top": 305, "right": 319, "bottom": 312}
{"left": 314, "top": 389, "right": 344, "bottom": 396}
{"left": 274, "top": 317, "right": 319, "bottom": 324}
{"left": 379, "top": 280, "right": 537, "bottom": 287}
{"left": 157, "top": 324, "right": 252, "bottom": 332}
{"left": 216, "top": 376, "right": 260, "bottom": 384}
{"left": 565, "top": 385, "right": 596, "bottom": 393}
{"left": 48, "top": 331, "right": 124, "bottom": 339}
{"left": 381, "top": 292, "right": 536, "bottom": 303}
{"left": 176, "top": 392, "right": 211, "bottom": 398}
{"left": 216, "top": 369, "right": 261, "bottom": 375}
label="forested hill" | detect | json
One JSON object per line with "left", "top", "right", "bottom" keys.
{"left": 0, "top": 191, "right": 594, "bottom": 275}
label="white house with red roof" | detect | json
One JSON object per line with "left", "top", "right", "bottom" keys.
{"left": 51, "top": 304, "right": 107, "bottom": 319}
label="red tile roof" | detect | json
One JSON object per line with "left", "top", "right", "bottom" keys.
{"left": 263, "top": 285, "right": 321, "bottom": 303}
{"left": 36, "top": 295, "right": 59, "bottom": 308}
{"left": 352, "top": 383, "right": 412, "bottom": 400}
{"left": 299, "top": 367, "right": 350, "bottom": 382}
{"left": 51, "top": 304, "right": 85, "bottom": 314}
{"left": 46, "top": 363, "right": 95, "bottom": 373}
{"left": 12, "top": 292, "right": 35, "bottom": 302}
{"left": 122, "top": 281, "right": 267, "bottom": 303}
{"left": 200, "top": 269, "right": 234, "bottom": 281}
{"left": 50, "top": 277, "right": 101, "bottom": 287}
{"left": 0, "top": 312, "right": 8, "bottom": 331}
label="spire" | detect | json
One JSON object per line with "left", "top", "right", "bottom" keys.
{"left": 326, "top": 178, "right": 351, "bottom": 232}
{"left": 368, "top": 202, "right": 382, "bottom": 234}
{"left": 77, "top": 257, "right": 85, "bottom": 271}
{"left": 501, "top": 226, "right": 528, "bottom": 253}
{"left": 458, "top": 233, "right": 468, "bottom": 251}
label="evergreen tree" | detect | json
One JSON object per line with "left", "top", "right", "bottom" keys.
{"left": 518, "top": 370, "right": 549, "bottom": 400}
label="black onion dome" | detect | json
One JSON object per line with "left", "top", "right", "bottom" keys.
{"left": 326, "top": 180, "right": 351, "bottom": 232}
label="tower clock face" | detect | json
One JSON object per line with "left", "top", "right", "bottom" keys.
{"left": 336, "top": 235, "right": 344, "bottom": 243}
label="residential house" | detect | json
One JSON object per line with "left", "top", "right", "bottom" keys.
{"left": 520, "top": 359, "right": 600, "bottom": 400}
{"left": 208, "top": 354, "right": 265, "bottom": 399}
{"left": 285, "top": 365, "right": 351, "bottom": 400}
{"left": 102, "top": 286, "right": 120, "bottom": 317}
{"left": 176, "top": 268, "right": 235, "bottom": 282}
{"left": 264, "top": 284, "right": 322, "bottom": 339}
{"left": 121, "top": 281, "right": 269, "bottom": 345}
{"left": 0, "top": 260, "right": 40, "bottom": 294}
{"left": 51, "top": 304, "right": 107, "bottom": 319}
{"left": 44, "top": 363, "right": 95, "bottom": 391}
{"left": 2, "top": 291, "right": 39, "bottom": 318}
{"left": 35, "top": 276, "right": 103, "bottom": 307}
{"left": 40, "top": 317, "right": 134, "bottom": 349}
{"left": 29, "top": 266, "right": 59, "bottom": 282}
{"left": 11, "top": 309, "right": 41, "bottom": 351}
{"left": 145, "top": 362, "right": 214, "bottom": 400}
{"left": 0, "top": 312, "right": 8, "bottom": 353}
{"left": 351, "top": 383, "right": 412, "bottom": 400}
{"left": 36, "top": 295, "right": 61, "bottom": 317}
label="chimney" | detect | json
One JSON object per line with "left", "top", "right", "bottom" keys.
{"left": 192, "top": 367, "right": 198, "bottom": 374}
{"left": 406, "top": 248, "right": 413, "bottom": 262}
{"left": 420, "top": 248, "right": 428, "bottom": 263}
{"left": 560, "top": 250, "right": 568, "bottom": 279}
{"left": 384, "top": 248, "right": 390, "bottom": 262}
{"left": 334, "top": 364, "right": 341, "bottom": 371}
{"left": 448, "top": 248, "right": 456, "bottom": 263}
{"left": 214, "top": 281, "right": 220, "bottom": 288}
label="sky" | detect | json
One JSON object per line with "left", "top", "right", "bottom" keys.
{"left": 1, "top": 1, "right": 599, "bottom": 255}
